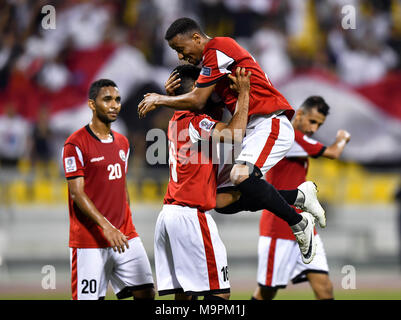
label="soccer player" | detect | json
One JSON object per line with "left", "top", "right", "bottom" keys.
{"left": 62, "top": 79, "right": 155, "bottom": 300}
{"left": 253, "top": 96, "right": 351, "bottom": 300}
{"left": 154, "top": 65, "right": 250, "bottom": 300}
{"left": 138, "top": 17, "right": 324, "bottom": 264}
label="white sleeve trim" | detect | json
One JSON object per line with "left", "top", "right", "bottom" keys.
{"left": 125, "top": 148, "right": 130, "bottom": 173}
{"left": 189, "top": 122, "right": 202, "bottom": 143}
{"left": 75, "top": 146, "right": 84, "bottom": 167}
{"left": 216, "top": 50, "right": 234, "bottom": 74}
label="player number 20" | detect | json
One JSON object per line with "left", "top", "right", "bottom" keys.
{"left": 81, "top": 279, "right": 97, "bottom": 294}
{"left": 108, "top": 163, "right": 122, "bottom": 180}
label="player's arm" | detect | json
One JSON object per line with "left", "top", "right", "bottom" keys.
{"left": 67, "top": 177, "right": 129, "bottom": 253}
{"left": 212, "top": 67, "right": 251, "bottom": 143}
{"left": 322, "top": 130, "right": 351, "bottom": 159}
{"left": 125, "top": 179, "right": 130, "bottom": 206}
{"left": 138, "top": 83, "right": 215, "bottom": 118}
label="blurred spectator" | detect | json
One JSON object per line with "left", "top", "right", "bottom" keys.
{"left": 251, "top": 18, "right": 293, "bottom": 85}
{"left": 29, "top": 106, "right": 53, "bottom": 176}
{"left": 0, "top": 0, "right": 400, "bottom": 178}
{"left": 0, "top": 104, "right": 30, "bottom": 219}
{"left": 0, "top": 104, "right": 30, "bottom": 168}
{"left": 395, "top": 185, "right": 401, "bottom": 270}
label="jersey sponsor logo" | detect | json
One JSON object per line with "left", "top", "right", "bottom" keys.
{"left": 119, "top": 150, "right": 126, "bottom": 162}
{"left": 199, "top": 118, "right": 215, "bottom": 132}
{"left": 65, "top": 157, "right": 77, "bottom": 173}
{"left": 90, "top": 156, "right": 105, "bottom": 163}
{"left": 200, "top": 66, "right": 211, "bottom": 77}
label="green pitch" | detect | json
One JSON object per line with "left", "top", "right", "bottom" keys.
{"left": 1, "top": 289, "right": 400, "bottom": 300}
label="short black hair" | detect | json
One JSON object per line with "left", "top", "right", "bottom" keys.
{"left": 299, "top": 96, "right": 330, "bottom": 116}
{"left": 165, "top": 17, "right": 204, "bottom": 41}
{"left": 171, "top": 64, "right": 200, "bottom": 95}
{"left": 88, "top": 79, "right": 118, "bottom": 100}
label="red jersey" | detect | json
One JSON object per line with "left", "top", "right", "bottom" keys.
{"left": 260, "top": 129, "right": 326, "bottom": 240}
{"left": 63, "top": 125, "right": 138, "bottom": 248}
{"left": 196, "top": 37, "right": 294, "bottom": 120}
{"left": 163, "top": 111, "right": 219, "bottom": 211}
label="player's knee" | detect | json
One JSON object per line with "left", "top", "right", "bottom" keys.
{"left": 259, "top": 286, "right": 277, "bottom": 300}
{"left": 132, "top": 287, "right": 155, "bottom": 300}
{"left": 204, "top": 292, "right": 230, "bottom": 300}
{"left": 314, "top": 278, "right": 334, "bottom": 300}
{"left": 230, "top": 164, "right": 249, "bottom": 185}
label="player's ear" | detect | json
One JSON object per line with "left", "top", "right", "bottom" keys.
{"left": 192, "top": 32, "right": 201, "bottom": 44}
{"left": 88, "top": 99, "right": 96, "bottom": 112}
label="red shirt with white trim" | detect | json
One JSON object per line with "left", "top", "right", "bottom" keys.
{"left": 260, "top": 129, "right": 326, "bottom": 240}
{"left": 163, "top": 111, "right": 218, "bottom": 211}
{"left": 62, "top": 125, "right": 138, "bottom": 248}
{"left": 196, "top": 37, "right": 294, "bottom": 120}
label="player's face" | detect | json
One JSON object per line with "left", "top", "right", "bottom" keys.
{"left": 168, "top": 33, "right": 203, "bottom": 66}
{"left": 90, "top": 86, "right": 121, "bottom": 124}
{"left": 295, "top": 107, "right": 326, "bottom": 137}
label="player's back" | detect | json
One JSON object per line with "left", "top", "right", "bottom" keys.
{"left": 164, "top": 111, "right": 218, "bottom": 211}
{"left": 198, "top": 37, "right": 294, "bottom": 119}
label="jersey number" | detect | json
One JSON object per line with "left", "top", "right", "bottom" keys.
{"left": 168, "top": 141, "right": 178, "bottom": 182}
{"left": 221, "top": 266, "right": 229, "bottom": 282}
{"left": 108, "top": 163, "right": 122, "bottom": 180}
{"left": 81, "top": 279, "right": 97, "bottom": 294}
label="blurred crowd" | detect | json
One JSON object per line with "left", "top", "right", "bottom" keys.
{"left": 0, "top": 0, "right": 400, "bottom": 177}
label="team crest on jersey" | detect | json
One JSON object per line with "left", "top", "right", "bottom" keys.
{"left": 200, "top": 66, "right": 211, "bottom": 76}
{"left": 65, "top": 157, "right": 77, "bottom": 173}
{"left": 119, "top": 150, "right": 126, "bottom": 162}
{"left": 199, "top": 118, "right": 215, "bottom": 132}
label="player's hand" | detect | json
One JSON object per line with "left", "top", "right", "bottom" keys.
{"left": 336, "top": 130, "right": 351, "bottom": 143}
{"left": 138, "top": 93, "right": 160, "bottom": 118}
{"left": 228, "top": 67, "right": 251, "bottom": 93}
{"left": 165, "top": 71, "right": 181, "bottom": 96}
{"left": 102, "top": 224, "right": 129, "bottom": 254}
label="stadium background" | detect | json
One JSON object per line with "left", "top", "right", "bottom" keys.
{"left": 0, "top": 0, "right": 401, "bottom": 299}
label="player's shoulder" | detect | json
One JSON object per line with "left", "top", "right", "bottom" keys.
{"left": 206, "top": 37, "right": 238, "bottom": 50}
{"left": 112, "top": 130, "right": 129, "bottom": 143}
{"left": 64, "top": 126, "right": 88, "bottom": 146}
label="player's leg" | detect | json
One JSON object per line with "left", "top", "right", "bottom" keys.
{"left": 252, "top": 236, "right": 297, "bottom": 300}
{"left": 203, "top": 293, "right": 230, "bottom": 300}
{"left": 109, "top": 236, "right": 155, "bottom": 300}
{"left": 70, "top": 247, "right": 110, "bottom": 300}
{"left": 161, "top": 205, "right": 230, "bottom": 299}
{"left": 252, "top": 286, "right": 277, "bottom": 300}
{"left": 154, "top": 207, "right": 188, "bottom": 299}
{"left": 290, "top": 234, "right": 332, "bottom": 299}
{"left": 233, "top": 115, "right": 316, "bottom": 262}
{"left": 215, "top": 116, "right": 325, "bottom": 227}
{"left": 306, "top": 272, "right": 334, "bottom": 300}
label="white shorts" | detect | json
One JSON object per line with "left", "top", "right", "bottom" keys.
{"left": 154, "top": 204, "right": 230, "bottom": 296}
{"left": 217, "top": 113, "right": 294, "bottom": 189}
{"left": 70, "top": 237, "right": 154, "bottom": 300}
{"left": 257, "top": 235, "right": 329, "bottom": 288}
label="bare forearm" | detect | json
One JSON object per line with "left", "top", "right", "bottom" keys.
{"left": 324, "top": 138, "right": 348, "bottom": 159}
{"left": 71, "top": 192, "right": 111, "bottom": 229}
{"left": 157, "top": 92, "right": 205, "bottom": 111}
{"left": 226, "top": 90, "right": 249, "bottom": 139}
{"left": 213, "top": 91, "right": 249, "bottom": 143}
